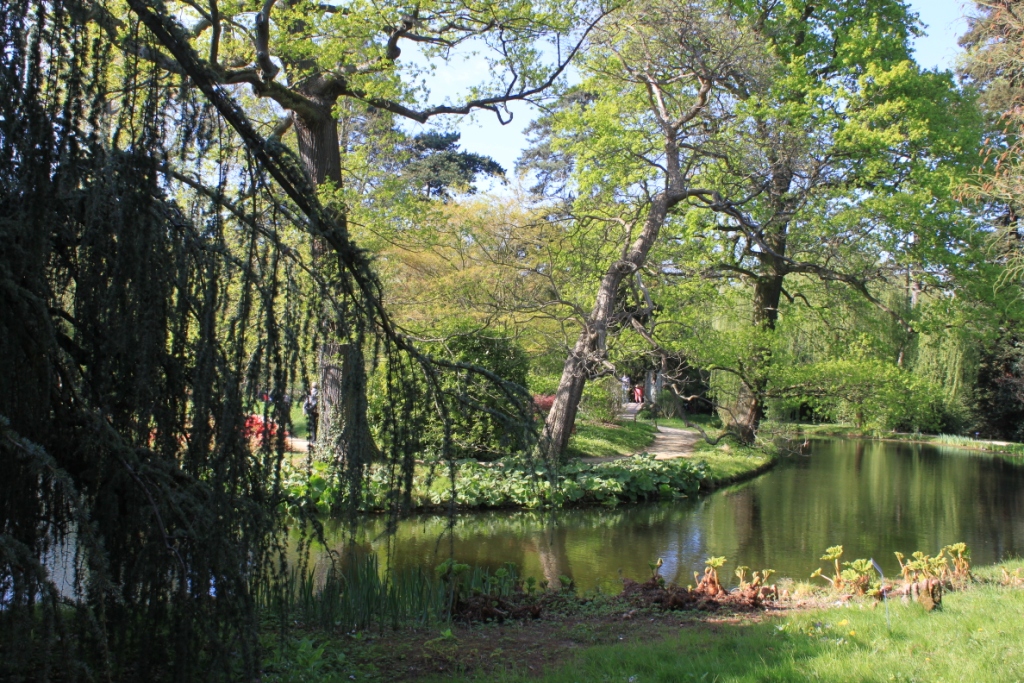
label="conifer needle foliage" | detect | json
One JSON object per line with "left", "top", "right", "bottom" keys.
{"left": 0, "top": 0, "right": 535, "bottom": 679}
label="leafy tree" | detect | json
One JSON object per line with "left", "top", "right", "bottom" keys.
{"left": 522, "top": 0, "right": 773, "bottom": 459}
{"left": 527, "top": 0, "right": 983, "bottom": 447}
{"left": 371, "top": 322, "right": 532, "bottom": 461}
{"left": 403, "top": 132, "right": 505, "bottom": 200}
{"left": 116, "top": 0, "right": 605, "bottom": 463}
{"left": 671, "top": 0, "right": 982, "bottom": 438}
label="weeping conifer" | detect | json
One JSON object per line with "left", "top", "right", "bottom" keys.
{"left": 0, "top": 0, "right": 536, "bottom": 679}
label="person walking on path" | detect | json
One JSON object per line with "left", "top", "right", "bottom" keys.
{"left": 303, "top": 384, "right": 319, "bottom": 443}
{"left": 633, "top": 384, "right": 644, "bottom": 404}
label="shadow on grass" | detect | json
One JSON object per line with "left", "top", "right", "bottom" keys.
{"left": 427, "top": 584, "right": 1024, "bottom": 683}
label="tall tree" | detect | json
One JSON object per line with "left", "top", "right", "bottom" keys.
{"left": 115, "top": 0, "right": 605, "bottom": 462}
{"left": 686, "top": 0, "right": 981, "bottom": 438}
{"left": 527, "top": 0, "right": 773, "bottom": 458}
{"left": 528, "top": 0, "right": 981, "bottom": 448}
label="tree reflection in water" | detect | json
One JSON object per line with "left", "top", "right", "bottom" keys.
{"left": 307, "top": 440, "right": 1024, "bottom": 589}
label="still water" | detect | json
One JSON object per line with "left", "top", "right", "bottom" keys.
{"left": 317, "top": 439, "right": 1024, "bottom": 590}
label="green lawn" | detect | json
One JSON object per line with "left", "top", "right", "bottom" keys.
{"left": 439, "top": 565, "right": 1024, "bottom": 683}
{"left": 691, "top": 439, "right": 774, "bottom": 485}
{"left": 562, "top": 417, "right": 772, "bottom": 486}
{"left": 289, "top": 401, "right": 309, "bottom": 439}
{"left": 566, "top": 421, "right": 658, "bottom": 458}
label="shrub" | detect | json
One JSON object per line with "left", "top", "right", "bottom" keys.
{"left": 286, "top": 453, "right": 708, "bottom": 513}
{"left": 533, "top": 394, "right": 555, "bottom": 415}
{"left": 579, "top": 376, "right": 621, "bottom": 423}
{"left": 368, "top": 323, "right": 532, "bottom": 462}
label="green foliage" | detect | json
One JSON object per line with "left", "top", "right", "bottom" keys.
{"left": 286, "top": 452, "right": 707, "bottom": 512}
{"left": 839, "top": 559, "right": 876, "bottom": 596}
{"left": 578, "top": 376, "right": 622, "bottom": 424}
{"left": 367, "top": 322, "right": 532, "bottom": 461}
{"left": 811, "top": 546, "right": 854, "bottom": 591}
{"left": 527, "top": 374, "right": 563, "bottom": 396}
{"left": 705, "top": 556, "right": 727, "bottom": 570}
{"left": 894, "top": 543, "right": 972, "bottom": 584}
{"left": 402, "top": 132, "right": 505, "bottom": 200}
{"left": 774, "top": 338, "right": 944, "bottom": 432}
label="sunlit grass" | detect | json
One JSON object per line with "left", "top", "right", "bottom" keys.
{"left": 567, "top": 421, "right": 658, "bottom": 458}
{"left": 444, "top": 579, "right": 1024, "bottom": 683}
{"left": 642, "top": 417, "right": 773, "bottom": 484}
{"left": 691, "top": 441, "right": 774, "bottom": 484}
{"left": 767, "top": 422, "right": 1024, "bottom": 458}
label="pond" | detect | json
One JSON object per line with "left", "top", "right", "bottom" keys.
{"left": 315, "top": 439, "right": 1024, "bottom": 591}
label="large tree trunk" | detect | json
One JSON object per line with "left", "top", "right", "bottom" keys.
{"left": 727, "top": 160, "right": 793, "bottom": 442}
{"left": 542, "top": 191, "right": 680, "bottom": 460}
{"left": 294, "top": 109, "right": 343, "bottom": 187}
{"left": 293, "top": 103, "right": 375, "bottom": 464}
{"left": 731, "top": 273, "right": 784, "bottom": 440}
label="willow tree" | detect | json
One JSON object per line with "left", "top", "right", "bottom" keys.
{"left": 523, "top": 0, "right": 773, "bottom": 458}
{"left": 101, "top": 0, "right": 606, "bottom": 462}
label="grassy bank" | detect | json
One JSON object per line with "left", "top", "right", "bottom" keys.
{"left": 770, "top": 422, "right": 1024, "bottom": 458}
{"left": 566, "top": 421, "right": 657, "bottom": 458}
{"left": 261, "top": 559, "right": 1024, "bottom": 683}
{"left": 668, "top": 424, "right": 776, "bottom": 486}
{"left": 287, "top": 417, "right": 778, "bottom": 513}
{"left": 446, "top": 577, "right": 1024, "bottom": 682}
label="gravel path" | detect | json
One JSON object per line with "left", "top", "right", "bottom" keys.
{"left": 587, "top": 403, "right": 702, "bottom": 462}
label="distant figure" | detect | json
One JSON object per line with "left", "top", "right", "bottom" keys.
{"left": 303, "top": 383, "right": 319, "bottom": 443}
{"left": 621, "top": 375, "right": 630, "bottom": 403}
{"left": 633, "top": 384, "right": 644, "bottom": 404}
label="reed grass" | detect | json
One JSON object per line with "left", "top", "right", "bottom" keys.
{"left": 257, "top": 555, "right": 523, "bottom": 633}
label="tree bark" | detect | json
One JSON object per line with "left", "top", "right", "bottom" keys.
{"left": 294, "top": 108, "right": 343, "bottom": 187}
{"left": 727, "top": 160, "right": 793, "bottom": 441}
{"left": 293, "top": 101, "right": 375, "bottom": 464}
{"left": 731, "top": 273, "right": 784, "bottom": 440}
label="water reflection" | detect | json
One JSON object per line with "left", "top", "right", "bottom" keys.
{"left": 314, "top": 440, "right": 1024, "bottom": 590}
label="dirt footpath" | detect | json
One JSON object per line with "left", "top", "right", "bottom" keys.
{"left": 647, "top": 425, "right": 702, "bottom": 460}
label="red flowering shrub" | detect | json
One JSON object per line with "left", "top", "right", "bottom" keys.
{"left": 533, "top": 394, "right": 556, "bottom": 415}
{"left": 242, "top": 414, "right": 285, "bottom": 441}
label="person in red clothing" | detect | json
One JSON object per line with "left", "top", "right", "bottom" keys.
{"left": 633, "top": 384, "right": 643, "bottom": 404}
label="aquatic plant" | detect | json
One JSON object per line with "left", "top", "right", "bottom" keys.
{"left": 650, "top": 558, "right": 665, "bottom": 580}
{"left": 941, "top": 543, "right": 972, "bottom": 580}
{"left": 693, "top": 556, "right": 728, "bottom": 595}
{"left": 735, "top": 565, "right": 751, "bottom": 588}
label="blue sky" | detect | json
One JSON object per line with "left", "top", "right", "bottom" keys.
{"left": 401, "top": 0, "right": 973, "bottom": 182}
